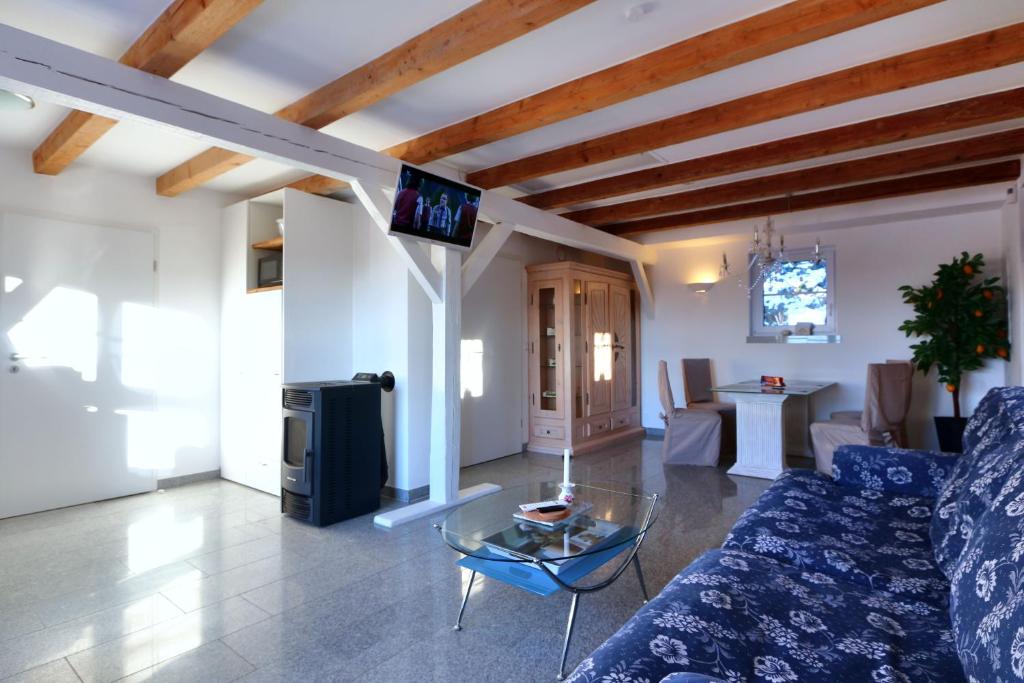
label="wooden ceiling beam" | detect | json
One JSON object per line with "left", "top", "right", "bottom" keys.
{"left": 284, "top": 0, "right": 938, "bottom": 199}
{"left": 468, "top": 22, "right": 1024, "bottom": 189}
{"left": 383, "top": 0, "right": 939, "bottom": 165}
{"left": 602, "top": 160, "right": 1021, "bottom": 236}
{"left": 565, "top": 128, "right": 1024, "bottom": 225}
{"left": 32, "top": 0, "right": 261, "bottom": 175}
{"left": 525, "top": 88, "right": 1024, "bottom": 210}
{"left": 155, "top": 0, "right": 593, "bottom": 197}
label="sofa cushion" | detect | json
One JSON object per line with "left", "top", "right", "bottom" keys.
{"left": 568, "top": 549, "right": 964, "bottom": 683}
{"left": 947, "top": 462, "right": 1024, "bottom": 681}
{"left": 832, "top": 444, "right": 959, "bottom": 498}
{"left": 930, "top": 387, "right": 1024, "bottom": 578}
{"left": 723, "top": 470, "right": 948, "bottom": 602}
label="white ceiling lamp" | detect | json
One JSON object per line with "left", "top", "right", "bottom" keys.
{"left": 0, "top": 89, "right": 35, "bottom": 111}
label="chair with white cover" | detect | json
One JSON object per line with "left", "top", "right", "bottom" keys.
{"left": 810, "top": 362, "right": 913, "bottom": 475}
{"left": 828, "top": 359, "right": 913, "bottom": 447}
{"left": 682, "top": 358, "right": 735, "bottom": 454}
{"left": 658, "top": 360, "right": 721, "bottom": 466}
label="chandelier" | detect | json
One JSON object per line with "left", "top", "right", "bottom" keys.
{"left": 718, "top": 216, "right": 822, "bottom": 297}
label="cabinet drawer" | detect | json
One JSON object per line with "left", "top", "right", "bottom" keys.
{"left": 586, "top": 417, "right": 612, "bottom": 437}
{"left": 533, "top": 424, "right": 565, "bottom": 440}
{"left": 612, "top": 412, "right": 632, "bottom": 430}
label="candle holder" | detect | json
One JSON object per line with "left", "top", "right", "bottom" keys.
{"left": 558, "top": 482, "right": 575, "bottom": 504}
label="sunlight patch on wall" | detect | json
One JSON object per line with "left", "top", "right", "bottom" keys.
{"left": 3, "top": 275, "right": 22, "bottom": 293}
{"left": 461, "top": 338, "right": 484, "bottom": 398}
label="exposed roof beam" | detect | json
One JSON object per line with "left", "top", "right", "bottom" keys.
{"left": 566, "top": 128, "right": 1024, "bottom": 226}
{"left": 602, "top": 161, "right": 1021, "bottom": 235}
{"left": 0, "top": 22, "right": 653, "bottom": 266}
{"left": 32, "top": 0, "right": 261, "bottom": 175}
{"left": 383, "top": 0, "right": 939, "bottom": 164}
{"left": 155, "top": 0, "right": 593, "bottom": 196}
{"left": 283, "top": 0, "right": 939, "bottom": 201}
{"left": 467, "top": 22, "right": 1024, "bottom": 189}
{"left": 525, "top": 88, "right": 1024, "bottom": 210}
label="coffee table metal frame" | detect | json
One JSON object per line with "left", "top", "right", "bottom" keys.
{"left": 435, "top": 490, "right": 658, "bottom": 680}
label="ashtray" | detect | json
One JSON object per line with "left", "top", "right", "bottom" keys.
{"left": 520, "top": 507, "right": 570, "bottom": 523}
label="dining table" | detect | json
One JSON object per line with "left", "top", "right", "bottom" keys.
{"left": 710, "top": 379, "right": 835, "bottom": 479}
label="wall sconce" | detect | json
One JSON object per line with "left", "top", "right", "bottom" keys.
{"left": 687, "top": 282, "right": 715, "bottom": 294}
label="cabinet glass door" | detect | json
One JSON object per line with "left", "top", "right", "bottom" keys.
{"left": 530, "top": 280, "right": 563, "bottom": 418}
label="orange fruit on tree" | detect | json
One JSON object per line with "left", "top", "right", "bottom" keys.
{"left": 963, "top": 264, "right": 974, "bottom": 275}
{"left": 976, "top": 344, "right": 986, "bottom": 354}
{"left": 946, "top": 383, "right": 957, "bottom": 393}
{"left": 983, "top": 289, "right": 994, "bottom": 300}
{"left": 974, "top": 309, "right": 983, "bottom": 318}
{"left": 997, "top": 348, "right": 1009, "bottom": 358}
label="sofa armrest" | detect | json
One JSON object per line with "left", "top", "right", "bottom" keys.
{"left": 831, "top": 444, "right": 960, "bottom": 497}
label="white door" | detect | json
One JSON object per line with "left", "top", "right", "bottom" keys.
{"left": 0, "top": 213, "right": 156, "bottom": 518}
{"left": 461, "top": 255, "right": 525, "bottom": 466}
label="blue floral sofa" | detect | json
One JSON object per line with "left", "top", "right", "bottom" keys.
{"left": 569, "top": 386, "right": 1024, "bottom": 683}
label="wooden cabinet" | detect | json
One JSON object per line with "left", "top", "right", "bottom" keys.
{"left": 526, "top": 262, "right": 643, "bottom": 454}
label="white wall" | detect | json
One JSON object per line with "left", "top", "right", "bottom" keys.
{"left": 0, "top": 146, "right": 235, "bottom": 479}
{"left": 642, "top": 206, "right": 1011, "bottom": 451}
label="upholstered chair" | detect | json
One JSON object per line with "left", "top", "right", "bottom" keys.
{"left": 682, "top": 358, "right": 736, "bottom": 454}
{"left": 829, "top": 359, "right": 913, "bottom": 447}
{"left": 658, "top": 360, "right": 721, "bottom": 466}
{"left": 810, "top": 362, "right": 913, "bottom": 474}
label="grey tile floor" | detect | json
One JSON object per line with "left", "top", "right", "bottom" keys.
{"left": 0, "top": 439, "right": 773, "bottom": 682}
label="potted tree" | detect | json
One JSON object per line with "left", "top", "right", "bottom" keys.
{"left": 899, "top": 252, "right": 1010, "bottom": 452}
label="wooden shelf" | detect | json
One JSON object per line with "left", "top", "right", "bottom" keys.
{"left": 247, "top": 284, "right": 282, "bottom": 294}
{"left": 251, "top": 236, "right": 283, "bottom": 251}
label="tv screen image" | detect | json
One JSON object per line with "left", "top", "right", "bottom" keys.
{"left": 388, "top": 164, "right": 482, "bottom": 250}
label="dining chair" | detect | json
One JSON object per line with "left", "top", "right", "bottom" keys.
{"left": 681, "top": 358, "right": 736, "bottom": 454}
{"left": 658, "top": 360, "right": 721, "bottom": 466}
{"left": 829, "top": 359, "right": 913, "bottom": 447}
{"left": 809, "top": 361, "right": 913, "bottom": 474}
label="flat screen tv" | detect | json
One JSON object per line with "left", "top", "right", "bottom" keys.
{"left": 388, "top": 164, "right": 482, "bottom": 250}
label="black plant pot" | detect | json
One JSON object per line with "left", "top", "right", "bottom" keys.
{"left": 934, "top": 416, "right": 968, "bottom": 453}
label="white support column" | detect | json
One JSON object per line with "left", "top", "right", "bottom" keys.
{"left": 631, "top": 260, "right": 655, "bottom": 319}
{"left": 462, "top": 221, "right": 515, "bottom": 296}
{"left": 374, "top": 246, "right": 500, "bottom": 528}
{"left": 431, "top": 248, "right": 462, "bottom": 503}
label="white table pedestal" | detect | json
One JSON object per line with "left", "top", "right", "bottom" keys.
{"left": 728, "top": 392, "right": 790, "bottom": 479}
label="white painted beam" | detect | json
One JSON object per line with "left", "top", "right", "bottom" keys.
{"left": 631, "top": 260, "right": 655, "bottom": 319}
{"left": 0, "top": 23, "right": 654, "bottom": 266}
{"left": 431, "top": 248, "right": 462, "bottom": 504}
{"left": 462, "top": 221, "right": 514, "bottom": 296}
{"left": 350, "top": 178, "right": 442, "bottom": 303}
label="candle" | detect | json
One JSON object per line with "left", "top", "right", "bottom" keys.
{"left": 563, "top": 448, "right": 571, "bottom": 485}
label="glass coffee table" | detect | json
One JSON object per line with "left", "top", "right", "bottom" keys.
{"left": 436, "top": 481, "right": 659, "bottom": 680}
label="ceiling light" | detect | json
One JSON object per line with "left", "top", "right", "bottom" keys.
{"left": 0, "top": 89, "right": 35, "bottom": 111}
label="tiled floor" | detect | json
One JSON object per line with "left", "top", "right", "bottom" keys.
{"left": 0, "top": 439, "right": 773, "bottom": 682}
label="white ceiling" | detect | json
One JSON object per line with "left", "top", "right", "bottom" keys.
{"left": 0, "top": 0, "right": 1021, "bottom": 205}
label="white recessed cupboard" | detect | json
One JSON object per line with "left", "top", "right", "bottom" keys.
{"left": 220, "top": 189, "right": 352, "bottom": 495}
